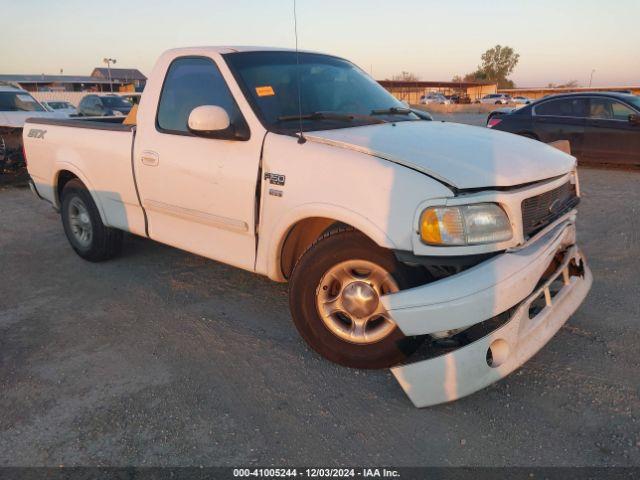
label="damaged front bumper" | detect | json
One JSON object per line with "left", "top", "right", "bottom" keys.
{"left": 382, "top": 222, "right": 592, "bottom": 407}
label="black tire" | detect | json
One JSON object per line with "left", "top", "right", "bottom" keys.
{"left": 61, "top": 179, "right": 123, "bottom": 262}
{"left": 289, "top": 227, "right": 425, "bottom": 369}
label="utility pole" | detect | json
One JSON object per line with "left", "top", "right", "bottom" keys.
{"left": 589, "top": 69, "right": 596, "bottom": 88}
{"left": 103, "top": 57, "right": 117, "bottom": 92}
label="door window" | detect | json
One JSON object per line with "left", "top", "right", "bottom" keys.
{"left": 535, "top": 98, "right": 589, "bottom": 117}
{"left": 157, "top": 57, "right": 245, "bottom": 134}
{"left": 589, "top": 98, "right": 635, "bottom": 120}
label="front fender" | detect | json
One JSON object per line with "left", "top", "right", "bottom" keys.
{"left": 263, "top": 202, "right": 397, "bottom": 282}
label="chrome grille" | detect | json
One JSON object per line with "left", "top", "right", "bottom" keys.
{"left": 521, "top": 182, "right": 578, "bottom": 238}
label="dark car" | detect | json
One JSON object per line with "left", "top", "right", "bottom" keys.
{"left": 77, "top": 94, "right": 132, "bottom": 117}
{"left": 487, "top": 92, "right": 640, "bottom": 166}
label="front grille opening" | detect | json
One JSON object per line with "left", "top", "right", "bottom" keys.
{"left": 549, "top": 278, "right": 564, "bottom": 298}
{"left": 521, "top": 182, "right": 579, "bottom": 238}
{"left": 528, "top": 293, "right": 547, "bottom": 319}
{"left": 402, "top": 310, "right": 514, "bottom": 364}
{"left": 528, "top": 256, "right": 585, "bottom": 320}
{"left": 569, "top": 258, "right": 585, "bottom": 278}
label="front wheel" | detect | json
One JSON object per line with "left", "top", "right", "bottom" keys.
{"left": 61, "top": 179, "right": 123, "bottom": 262}
{"left": 289, "top": 228, "right": 425, "bottom": 369}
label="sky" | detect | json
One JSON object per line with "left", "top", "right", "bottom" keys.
{"left": 2, "top": 0, "right": 639, "bottom": 87}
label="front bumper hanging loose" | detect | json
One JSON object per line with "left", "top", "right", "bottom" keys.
{"left": 384, "top": 222, "right": 592, "bottom": 407}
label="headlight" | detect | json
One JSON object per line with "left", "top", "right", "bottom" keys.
{"left": 420, "top": 203, "right": 513, "bottom": 246}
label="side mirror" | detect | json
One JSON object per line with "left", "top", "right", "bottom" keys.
{"left": 188, "top": 105, "right": 231, "bottom": 137}
{"left": 629, "top": 113, "right": 640, "bottom": 125}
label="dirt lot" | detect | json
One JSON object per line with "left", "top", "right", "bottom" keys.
{"left": 1, "top": 165, "right": 639, "bottom": 467}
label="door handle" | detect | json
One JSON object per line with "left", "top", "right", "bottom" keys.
{"left": 141, "top": 151, "right": 159, "bottom": 167}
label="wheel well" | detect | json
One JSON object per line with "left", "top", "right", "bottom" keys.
{"left": 56, "top": 170, "right": 81, "bottom": 204}
{"left": 518, "top": 131, "right": 539, "bottom": 140}
{"left": 280, "top": 217, "right": 353, "bottom": 279}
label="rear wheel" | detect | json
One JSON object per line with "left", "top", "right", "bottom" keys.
{"left": 289, "top": 228, "right": 425, "bottom": 369}
{"left": 61, "top": 179, "right": 123, "bottom": 262}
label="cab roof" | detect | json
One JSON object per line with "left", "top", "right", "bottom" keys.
{"left": 164, "top": 46, "right": 321, "bottom": 56}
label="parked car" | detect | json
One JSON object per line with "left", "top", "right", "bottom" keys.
{"left": 77, "top": 94, "right": 132, "bottom": 117}
{"left": 120, "top": 93, "right": 142, "bottom": 105}
{"left": 419, "top": 92, "right": 451, "bottom": 105}
{"left": 42, "top": 100, "right": 77, "bottom": 116}
{"left": 24, "top": 46, "right": 591, "bottom": 408}
{"left": 449, "top": 94, "right": 471, "bottom": 104}
{"left": 487, "top": 92, "right": 640, "bottom": 166}
{"left": 480, "top": 93, "right": 512, "bottom": 104}
{"left": 513, "top": 96, "right": 532, "bottom": 105}
{"left": 0, "top": 84, "right": 57, "bottom": 169}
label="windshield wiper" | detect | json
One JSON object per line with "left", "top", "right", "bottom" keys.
{"left": 370, "top": 107, "right": 413, "bottom": 116}
{"left": 276, "top": 111, "right": 386, "bottom": 124}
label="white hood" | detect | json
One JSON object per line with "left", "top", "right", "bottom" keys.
{"left": 0, "top": 111, "right": 60, "bottom": 129}
{"left": 306, "top": 121, "right": 576, "bottom": 190}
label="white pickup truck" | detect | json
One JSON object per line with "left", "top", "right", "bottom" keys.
{"left": 24, "top": 47, "right": 592, "bottom": 407}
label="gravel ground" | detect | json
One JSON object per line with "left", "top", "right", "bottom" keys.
{"left": 1, "top": 164, "right": 639, "bottom": 467}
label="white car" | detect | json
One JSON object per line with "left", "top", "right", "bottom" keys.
{"left": 419, "top": 92, "right": 451, "bottom": 105}
{"left": 0, "top": 84, "right": 58, "bottom": 168}
{"left": 24, "top": 47, "right": 592, "bottom": 407}
{"left": 42, "top": 100, "right": 78, "bottom": 116}
{"left": 513, "top": 96, "right": 532, "bottom": 105}
{"left": 0, "top": 84, "right": 58, "bottom": 128}
{"left": 480, "top": 93, "right": 512, "bottom": 104}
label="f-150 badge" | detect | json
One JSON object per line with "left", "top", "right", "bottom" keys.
{"left": 264, "top": 172, "right": 285, "bottom": 186}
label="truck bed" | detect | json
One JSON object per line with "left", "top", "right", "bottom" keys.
{"left": 27, "top": 116, "right": 134, "bottom": 132}
{"left": 24, "top": 116, "right": 147, "bottom": 237}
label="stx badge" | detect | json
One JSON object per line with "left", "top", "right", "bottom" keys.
{"left": 28, "top": 129, "right": 47, "bottom": 139}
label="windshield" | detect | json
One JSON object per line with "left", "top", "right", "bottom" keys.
{"left": 0, "top": 92, "right": 46, "bottom": 112}
{"left": 224, "top": 51, "right": 419, "bottom": 132}
{"left": 625, "top": 95, "right": 640, "bottom": 111}
{"left": 101, "top": 96, "right": 131, "bottom": 108}
{"left": 47, "top": 102, "right": 71, "bottom": 109}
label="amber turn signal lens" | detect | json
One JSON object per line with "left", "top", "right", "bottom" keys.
{"left": 420, "top": 208, "right": 442, "bottom": 245}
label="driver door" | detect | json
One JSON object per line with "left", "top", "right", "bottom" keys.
{"left": 134, "top": 56, "right": 263, "bottom": 271}
{"left": 583, "top": 97, "right": 640, "bottom": 166}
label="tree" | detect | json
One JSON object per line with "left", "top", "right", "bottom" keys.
{"left": 389, "top": 71, "right": 420, "bottom": 82}
{"left": 479, "top": 45, "right": 520, "bottom": 88}
{"left": 463, "top": 69, "right": 488, "bottom": 83}
{"left": 462, "top": 45, "right": 520, "bottom": 88}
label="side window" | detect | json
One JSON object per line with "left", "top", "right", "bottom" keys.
{"left": 535, "top": 98, "right": 589, "bottom": 118}
{"left": 157, "top": 57, "right": 245, "bottom": 134}
{"left": 589, "top": 98, "right": 634, "bottom": 120}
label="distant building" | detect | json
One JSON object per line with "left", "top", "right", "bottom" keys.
{"left": 90, "top": 68, "right": 147, "bottom": 91}
{"left": 378, "top": 80, "right": 498, "bottom": 104}
{"left": 0, "top": 67, "right": 147, "bottom": 93}
{"left": 499, "top": 86, "right": 640, "bottom": 100}
{"left": 0, "top": 74, "right": 114, "bottom": 92}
